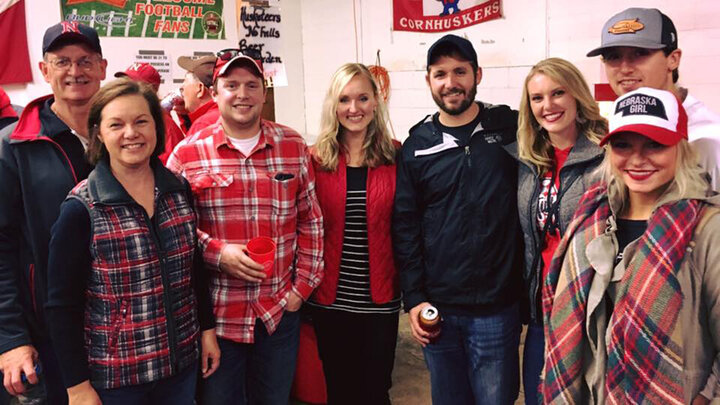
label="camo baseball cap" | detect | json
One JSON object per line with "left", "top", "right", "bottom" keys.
{"left": 587, "top": 8, "right": 678, "bottom": 57}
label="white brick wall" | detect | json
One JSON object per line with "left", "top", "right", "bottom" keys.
{"left": 5, "top": 0, "right": 719, "bottom": 144}
{"left": 298, "top": 0, "right": 720, "bottom": 142}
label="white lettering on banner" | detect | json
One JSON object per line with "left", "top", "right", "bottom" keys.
{"left": 393, "top": 0, "right": 502, "bottom": 33}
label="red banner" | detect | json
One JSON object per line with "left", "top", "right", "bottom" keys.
{"left": 393, "top": 0, "right": 502, "bottom": 33}
{"left": 0, "top": 0, "right": 32, "bottom": 85}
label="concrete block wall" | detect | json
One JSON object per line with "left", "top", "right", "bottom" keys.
{"left": 298, "top": 0, "right": 720, "bottom": 142}
{"left": 3, "top": 0, "right": 718, "bottom": 144}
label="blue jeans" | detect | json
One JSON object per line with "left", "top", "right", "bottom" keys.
{"left": 422, "top": 303, "right": 521, "bottom": 405}
{"left": 95, "top": 363, "right": 197, "bottom": 405}
{"left": 522, "top": 321, "right": 544, "bottom": 405}
{"left": 201, "top": 310, "right": 300, "bottom": 405}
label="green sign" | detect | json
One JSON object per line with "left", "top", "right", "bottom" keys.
{"left": 60, "top": 0, "right": 225, "bottom": 39}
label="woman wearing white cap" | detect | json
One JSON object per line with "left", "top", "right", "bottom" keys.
{"left": 541, "top": 87, "right": 720, "bottom": 404}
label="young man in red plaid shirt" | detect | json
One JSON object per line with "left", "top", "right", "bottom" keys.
{"left": 166, "top": 50, "right": 323, "bottom": 405}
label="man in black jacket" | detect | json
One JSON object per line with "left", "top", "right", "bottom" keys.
{"left": 392, "top": 34, "right": 523, "bottom": 405}
{"left": 0, "top": 22, "right": 106, "bottom": 404}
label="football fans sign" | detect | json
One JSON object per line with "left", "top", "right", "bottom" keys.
{"left": 60, "top": 0, "right": 226, "bottom": 39}
{"left": 394, "top": 0, "right": 502, "bottom": 33}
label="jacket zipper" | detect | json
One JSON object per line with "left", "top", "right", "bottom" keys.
{"left": 143, "top": 205, "right": 179, "bottom": 372}
{"left": 108, "top": 299, "right": 129, "bottom": 354}
{"left": 527, "top": 173, "right": 543, "bottom": 322}
{"left": 29, "top": 264, "right": 37, "bottom": 314}
{"left": 23, "top": 137, "right": 79, "bottom": 317}
{"left": 529, "top": 167, "right": 583, "bottom": 322}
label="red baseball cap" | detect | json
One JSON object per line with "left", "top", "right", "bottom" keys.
{"left": 115, "top": 62, "right": 161, "bottom": 88}
{"left": 0, "top": 87, "right": 17, "bottom": 119}
{"left": 212, "top": 49, "right": 264, "bottom": 82}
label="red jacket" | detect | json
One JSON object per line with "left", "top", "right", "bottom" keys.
{"left": 311, "top": 150, "right": 399, "bottom": 305}
{"left": 187, "top": 100, "right": 220, "bottom": 137}
{"left": 158, "top": 111, "right": 186, "bottom": 164}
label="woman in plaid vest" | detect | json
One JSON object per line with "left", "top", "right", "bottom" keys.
{"left": 542, "top": 87, "right": 720, "bottom": 404}
{"left": 45, "top": 79, "right": 219, "bottom": 405}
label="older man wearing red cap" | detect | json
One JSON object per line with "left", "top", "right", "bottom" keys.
{"left": 0, "top": 21, "right": 106, "bottom": 404}
{"left": 167, "top": 50, "right": 323, "bottom": 405}
{"left": 115, "top": 62, "right": 186, "bottom": 163}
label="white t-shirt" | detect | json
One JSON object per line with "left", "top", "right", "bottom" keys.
{"left": 684, "top": 94, "right": 720, "bottom": 190}
{"left": 71, "top": 129, "right": 88, "bottom": 151}
{"left": 227, "top": 132, "right": 261, "bottom": 156}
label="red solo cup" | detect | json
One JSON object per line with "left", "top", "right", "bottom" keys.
{"left": 246, "top": 237, "right": 276, "bottom": 277}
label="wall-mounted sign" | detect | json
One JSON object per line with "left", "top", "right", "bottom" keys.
{"left": 393, "top": 0, "right": 502, "bottom": 33}
{"left": 236, "top": 2, "right": 287, "bottom": 87}
{"left": 60, "top": 0, "right": 226, "bottom": 39}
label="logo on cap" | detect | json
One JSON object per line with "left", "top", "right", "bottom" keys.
{"left": 60, "top": 21, "right": 80, "bottom": 34}
{"left": 608, "top": 18, "right": 645, "bottom": 34}
{"left": 615, "top": 93, "right": 668, "bottom": 119}
{"left": 128, "top": 63, "right": 144, "bottom": 72}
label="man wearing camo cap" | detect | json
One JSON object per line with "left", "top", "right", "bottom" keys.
{"left": 588, "top": 7, "right": 720, "bottom": 189}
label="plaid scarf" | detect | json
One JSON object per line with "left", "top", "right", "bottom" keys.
{"left": 541, "top": 182, "right": 701, "bottom": 404}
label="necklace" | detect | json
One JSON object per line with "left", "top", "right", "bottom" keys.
{"left": 51, "top": 102, "right": 88, "bottom": 138}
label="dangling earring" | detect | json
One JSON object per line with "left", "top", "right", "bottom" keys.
{"left": 576, "top": 114, "right": 587, "bottom": 125}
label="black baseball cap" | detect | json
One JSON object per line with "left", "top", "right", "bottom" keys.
{"left": 42, "top": 21, "right": 102, "bottom": 55}
{"left": 427, "top": 34, "right": 478, "bottom": 68}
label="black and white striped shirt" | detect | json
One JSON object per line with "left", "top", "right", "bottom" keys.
{"left": 311, "top": 166, "right": 400, "bottom": 314}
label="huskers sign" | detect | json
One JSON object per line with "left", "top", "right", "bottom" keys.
{"left": 393, "top": 0, "right": 501, "bottom": 33}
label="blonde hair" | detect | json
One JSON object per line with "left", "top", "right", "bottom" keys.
{"left": 314, "top": 63, "right": 395, "bottom": 171}
{"left": 599, "top": 139, "right": 708, "bottom": 213}
{"left": 518, "top": 58, "right": 607, "bottom": 174}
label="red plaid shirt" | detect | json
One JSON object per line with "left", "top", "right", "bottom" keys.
{"left": 167, "top": 120, "right": 323, "bottom": 343}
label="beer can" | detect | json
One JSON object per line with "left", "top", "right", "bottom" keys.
{"left": 419, "top": 305, "right": 441, "bottom": 334}
{"left": 160, "top": 89, "right": 184, "bottom": 112}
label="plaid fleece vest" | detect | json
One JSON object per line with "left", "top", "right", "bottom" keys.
{"left": 69, "top": 180, "right": 200, "bottom": 389}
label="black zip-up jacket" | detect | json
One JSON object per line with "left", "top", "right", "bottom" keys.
{"left": 393, "top": 102, "right": 524, "bottom": 312}
{"left": 0, "top": 95, "right": 89, "bottom": 354}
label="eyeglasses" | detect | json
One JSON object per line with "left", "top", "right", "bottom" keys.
{"left": 215, "top": 48, "right": 262, "bottom": 62}
{"left": 46, "top": 56, "right": 101, "bottom": 72}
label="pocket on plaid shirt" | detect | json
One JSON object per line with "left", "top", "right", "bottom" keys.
{"left": 268, "top": 173, "right": 299, "bottom": 217}
{"left": 190, "top": 172, "right": 234, "bottom": 194}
